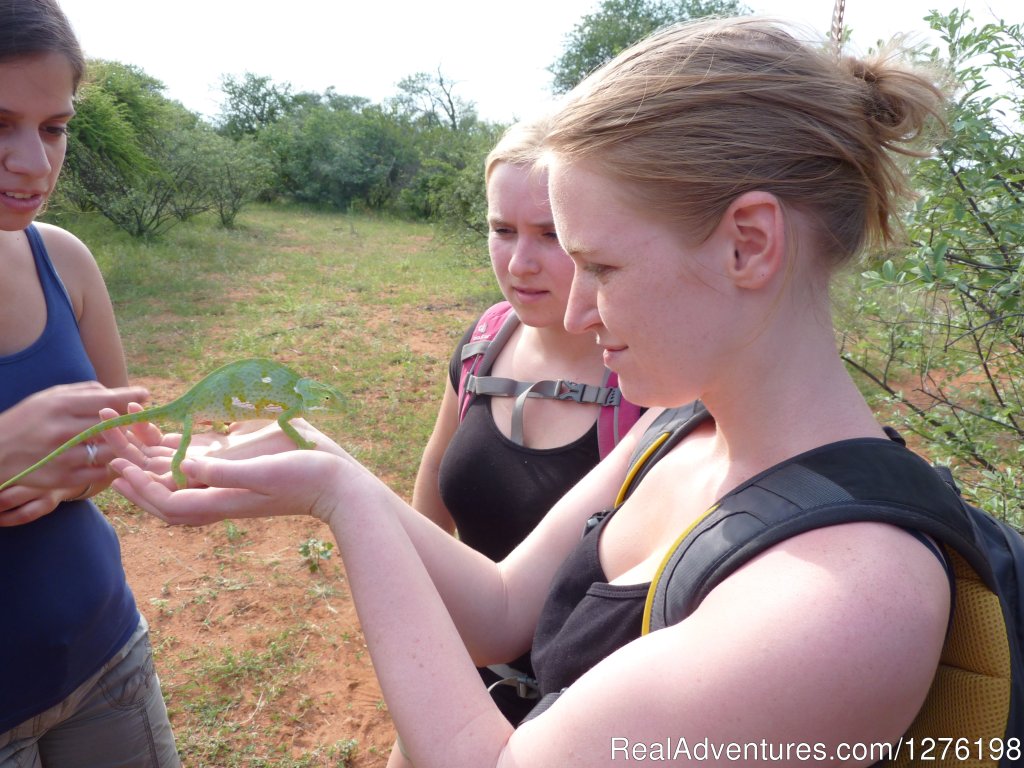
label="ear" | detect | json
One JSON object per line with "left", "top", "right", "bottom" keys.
{"left": 721, "top": 191, "right": 786, "bottom": 291}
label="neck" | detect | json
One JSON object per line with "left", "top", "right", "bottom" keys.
{"left": 701, "top": 303, "right": 885, "bottom": 478}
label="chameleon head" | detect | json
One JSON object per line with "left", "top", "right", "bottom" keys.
{"left": 295, "top": 378, "right": 346, "bottom": 412}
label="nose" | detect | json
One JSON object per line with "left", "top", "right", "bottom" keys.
{"left": 3, "top": 129, "right": 54, "bottom": 178}
{"left": 564, "top": 268, "right": 601, "bottom": 335}
{"left": 507, "top": 236, "right": 541, "bottom": 277}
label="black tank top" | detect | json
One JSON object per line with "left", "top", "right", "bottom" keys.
{"left": 438, "top": 326, "right": 600, "bottom": 561}
{"left": 530, "top": 510, "right": 648, "bottom": 697}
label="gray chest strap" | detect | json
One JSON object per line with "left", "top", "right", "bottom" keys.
{"left": 464, "top": 373, "right": 621, "bottom": 446}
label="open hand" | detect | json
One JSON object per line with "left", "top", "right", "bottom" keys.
{"left": 111, "top": 447, "right": 346, "bottom": 526}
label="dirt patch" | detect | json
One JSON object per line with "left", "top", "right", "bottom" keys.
{"left": 114, "top": 504, "right": 394, "bottom": 766}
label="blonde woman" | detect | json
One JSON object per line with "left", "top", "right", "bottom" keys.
{"left": 112, "top": 17, "right": 950, "bottom": 766}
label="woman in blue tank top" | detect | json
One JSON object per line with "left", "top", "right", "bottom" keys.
{"left": 0, "top": 2, "right": 178, "bottom": 765}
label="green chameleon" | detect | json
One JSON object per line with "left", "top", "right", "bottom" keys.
{"left": 0, "top": 358, "right": 345, "bottom": 491}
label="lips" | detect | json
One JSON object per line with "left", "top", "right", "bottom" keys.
{"left": 511, "top": 286, "right": 550, "bottom": 302}
{"left": 0, "top": 190, "right": 45, "bottom": 215}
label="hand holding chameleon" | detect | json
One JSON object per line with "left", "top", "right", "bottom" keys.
{"left": 0, "top": 359, "right": 345, "bottom": 491}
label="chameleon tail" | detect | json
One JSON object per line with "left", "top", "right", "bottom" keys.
{"left": 0, "top": 409, "right": 161, "bottom": 492}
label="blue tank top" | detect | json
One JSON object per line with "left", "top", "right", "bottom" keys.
{"left": 0, "top": 225, "right": 138, "bottom": 733}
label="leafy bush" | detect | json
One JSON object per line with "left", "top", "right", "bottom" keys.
{"left": 842, "top": 10, "right": 1023, "bottom": 521}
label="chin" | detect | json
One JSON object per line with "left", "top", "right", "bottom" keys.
{"left": 516, "top": 306, "right": 562, "bottom": 330}
{"left": 621, "top": 378, "right": 697, "bottom": 410}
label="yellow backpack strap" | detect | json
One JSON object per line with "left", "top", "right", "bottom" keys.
{"left": 616, "top": 430, "right": 670, "bottom": 507}
{"left": 642, "top": 502, "right": 720, "bottom": 634}
{"left": 640, "top": 438, "right": 990, "bottom": 635}
{"left": 615, "top": 402, "right": 710, "bottom": 507}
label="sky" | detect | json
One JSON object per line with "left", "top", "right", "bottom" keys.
{"left": 57, "top": 0, "right": 1020, "bottom": 125}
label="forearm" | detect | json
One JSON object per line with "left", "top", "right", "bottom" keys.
{"left": 334, "top": 458, "right": 534, "bottom": 663}
{"left": 321, "top": 463, "right": 513, "bottom": 766}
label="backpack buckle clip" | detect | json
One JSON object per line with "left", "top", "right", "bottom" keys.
{"left": 555, "top": 380, "right": 621, "bottom": 407}
{"left": 554, "top": 380, "right": 588, "bottom": 403}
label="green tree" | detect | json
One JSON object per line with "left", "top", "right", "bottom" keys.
{"left": 70, "top": 111, "right": 213, "bottom": 237}
{"left": 395, "top": 124, "right": 501, "bottom": 231}
{"left": 841, "top": 10, "right": 1023, "bottom": 520}
{"left": 549, "top": 0, "right": 749, "bottom": 93}
{"left": 392, "top": 68, "right": 478, "bottom": 132}
{"left": 61, "top": 61, "right": 222, "bottom": 237}
{"left": 262, "top": 96, "right": 419, "bottom": 211}
{"left": 217, "top": 72, "right": 294, "bottom": 139}
{"left": 56, "top": 79, "right": 152, "bottom": 214}
{"left": 202, "top": 134, "right": 274, "bottom": 227}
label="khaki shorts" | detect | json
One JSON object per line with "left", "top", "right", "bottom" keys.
{"left": 0, "top": 616, "right": 179, "bottom": 768}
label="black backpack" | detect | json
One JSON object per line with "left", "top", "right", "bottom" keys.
{"left": 623, "top": 404, "right": 1024, "bottom": 766}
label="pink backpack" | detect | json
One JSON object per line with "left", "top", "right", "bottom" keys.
{"left": 457, "top": 301, "right": 643, "bottom": 458}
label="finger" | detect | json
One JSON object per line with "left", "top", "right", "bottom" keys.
{"left": 111, "top": 461, "right": 256, "bottom": 525}
{"left": 124, "top": 402, "right": 168, "bottom": 447}
{"left": 110, "top": 466, "right": 178, "bottom": 523}
{"left": 100, "top": 424, "right": 151, "bottom": 467}
{"left": 0, "top": 484, "right": 38, "bottom": 514}
{"left": 99, "top": 408, "right": 176, "bottom": 469}
{"left": 98, "top": 404, "right": 161, "bottom": 447}
{"left": 64, "top": 385, "right": 151, "bottom": 416}
{"left": 110, "top": 457, "right": 179, "bottom": 491}
{"left": 99, "top": 414, "right": 153, "bottom": 460}
{"left": 0, "top": 504, "right": 47, "bottom": 527}
{"left": 37, "top": 390, "right": 150, "bottom": 446}
{"left": 0, "top": 492, "right": 60, "bottom": 527}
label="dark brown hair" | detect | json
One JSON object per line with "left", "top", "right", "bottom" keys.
{"left": 0, "top": 0, "right": 85, "bottom": 92}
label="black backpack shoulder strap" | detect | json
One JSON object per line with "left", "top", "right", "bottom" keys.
{"left": 643, "top": 437, "right": 991, "bottom": 633}
{"left": 617, "top": 401, "right": 711, "bottom": 506}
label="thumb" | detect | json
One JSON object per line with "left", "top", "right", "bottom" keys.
{"left": 178, "top": 455, "right": 274, "bottom": 490}
{"left": 185, "top": 451, "right": 338, "bottom": 494}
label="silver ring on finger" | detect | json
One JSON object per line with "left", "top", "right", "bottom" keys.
{"left": 85, "top": 442, "right": 100, "bottom": 467}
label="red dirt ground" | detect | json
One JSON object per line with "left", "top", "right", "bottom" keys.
{"left": 115, "top": 499, "right": 395, "bottom": 767}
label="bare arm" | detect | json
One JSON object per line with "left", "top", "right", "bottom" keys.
{"left": 38, "top": 222, "right": 130, "bottom": 389}
{"left": 0, "top": 225, "right": 145, "bottom": 525}
{"left": 410, "top": 379, "right": 460, "bottom": 534}
{"left": 109, "top": 415, "right": 639, "bottom": 663}
{"left": 111, "top": 437, "right": 949, "bottom": 767}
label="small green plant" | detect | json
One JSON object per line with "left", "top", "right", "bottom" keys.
{"left": 298, "top": 537, "right": 334, "bottom": 572}
{"left": 329, "top": 738, "right": 359, "bottom": 766}
{"left": 223, "top": 519, "right": 245, "bottom": 543}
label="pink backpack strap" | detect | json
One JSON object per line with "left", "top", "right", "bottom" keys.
{"left": 458, "top": 301, "right": 519, "bottom": 422}
{"left": 597, "top": 370, "right": 644, "bottom": 459}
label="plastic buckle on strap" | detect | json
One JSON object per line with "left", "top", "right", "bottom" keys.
{"left": 486, "top": 666, "right": 541, "bottom": 700}
{"left": 554, "top": 380, "right": 621, "bottom": 407}
{"left": 515, "top": 676, "right": 540, "bottom": 699}
{"left": 487, "top": 675, "right": 540, "bottom": 700}
{"left": 554, "top": 380, "right": 586, "bottom": 402}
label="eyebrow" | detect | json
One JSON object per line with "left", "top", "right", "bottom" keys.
{"left": 0, "top": 106, "right": 76, "bottom": 120}
{"left": 487, "top": 215, "right": 557, "bottom": 229}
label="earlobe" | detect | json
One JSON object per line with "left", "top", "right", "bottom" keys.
{"left": 725, "top": 191, "right": 785, "bottom": 290}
